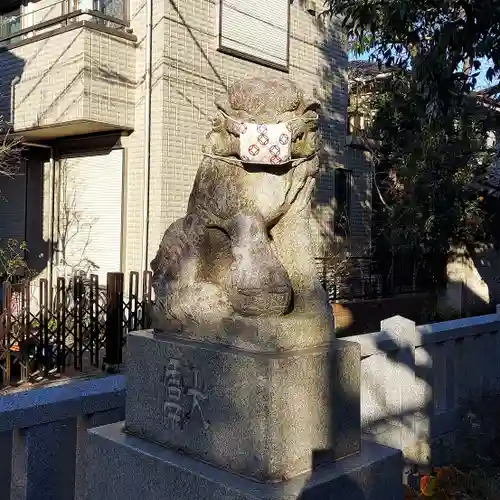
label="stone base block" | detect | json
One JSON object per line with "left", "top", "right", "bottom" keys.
{"left": 125, "top": 330, "right": 360, "bottom": 482}
{"left": 84, "top": 422, "right": 403, "bottom": 500}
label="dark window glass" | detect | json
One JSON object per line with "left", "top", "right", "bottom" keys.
{"left": 0, "top": 7, "right": 21, "bottom": 40}
{"left": 93, "top": 0, "right": 126, "bottom": 20}
{"left": 334, "top": 169, "right": 352, "bottom": 236}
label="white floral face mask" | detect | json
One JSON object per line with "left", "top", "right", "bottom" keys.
{"left": 237, "top": 122, "right": 292, "bottom": 165}
{"left": 203, "top": 111, "right": 318, "bottom": 167}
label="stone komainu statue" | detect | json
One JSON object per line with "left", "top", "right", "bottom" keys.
{"left": 150, "top": 77, "right": 334, "bottom": 347}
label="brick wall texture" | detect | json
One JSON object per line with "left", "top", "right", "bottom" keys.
{"left": 124, "top": 0, "right": 350, "bottom": 274}
{"left": 345, "top": 145, "right": 372, "bottom": 255}
{"left": 0, "top": 1, "right": 377, "bottom": 283}
{"left": 0, "top": 27, "right": 135, "bottom": 131}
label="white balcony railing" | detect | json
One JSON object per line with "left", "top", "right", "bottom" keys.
{"left": 0, "top": 0, "right": 128, "bottom": 47}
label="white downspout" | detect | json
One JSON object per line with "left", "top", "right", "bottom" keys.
{"left": 10, "top": 76, "right": 21, "bottom": 124}
{"left": 22, "top": 142, "right": 55, "bottom": 299}
{"left": 140, "top": 0, "right": 153, "bottom": 292}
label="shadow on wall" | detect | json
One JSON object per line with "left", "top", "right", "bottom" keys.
{"left": 0, "top": 50, "right": 55, "bottom": 282}
{"left": 10, "top": 30, "right": 91, "bottom": 128}
{"left": 438, "top": 245, "right": 500, "bottom": 318}
{"left": 309, "top": 13, "right": 373, "bottom": 269}
{"left": 24, "top": 147, "right": 53, "bottom": 277}
{"left": 0, "top": 50, "right": 27, "bottom": 272}
{"left": 467, "top": 245, "right": 500, "bottom": 314}
{"left": 0, "top": 51, "right": 25, "bottom": 135}
{"left": 311, "top": 11, "right": 348, "bottom": 257}
{"left": 297, "top": 338, "right": 377, "bottom": 500}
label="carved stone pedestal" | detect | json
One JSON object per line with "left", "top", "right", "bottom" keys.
{"left": 125, "top": 330, "right": 361, "bottom": 481}
{"left": 83, "top": 330, "right": 403, "bottom": 500}
{"left": 84, "top": 423, "right": 402, "bottom": 500}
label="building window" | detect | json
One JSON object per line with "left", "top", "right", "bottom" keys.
{"left": 334, "top": 169, "right": 352, "bottom": 236}
{"left": 218, "top": 0, "right": 290, "bottom": 70}
{"left": 0, "top": 7, "right": 21, "bottom": 40}
{"left": 93, "top": 0, "right": 127, "bottom": 20}
{"left": 61, "top": 1, "right": 126, "bottom": 20}
{"left": 348, "top": 113, "right": 362, "bottom": 135}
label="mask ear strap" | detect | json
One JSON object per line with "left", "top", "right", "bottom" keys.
{"left": 286, "top": 116, "right": 319, "bottom": 124}
{"left": 202, "top": 152, "right": 243, "bottom": 167}
{"left": 216, "top": 109, "right": 247, "bottom": 136}
{"left": 202, "top": 151, "right": 317, "bottom": 168}
{"left": 218, "top": 109, "right": 318, "bottom": 123}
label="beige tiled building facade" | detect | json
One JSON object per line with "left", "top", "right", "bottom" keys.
{"left": 0, "top": 0, "right": 371, "bottom": 290}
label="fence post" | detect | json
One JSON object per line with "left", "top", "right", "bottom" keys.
{"left": 1, "top": 282, "right": 12, "bottom": 387}
{"left": 56, "top": 277, "right": 66, "bottom": 374}
{"left": 366, "top": 316, "right": 432, "bottom": 466}
{"left": 89, "top": 274, "right": 100, "bottom": 368}
{"left": 141, "top": 270, "right": 153, "bottom": 329}
{"left": 105, "top": 273, "right": 124, "bottom": 372}
{"left": 39, "top": 278, "right": 50, "bottom": 378}
{"left": 128, "top": 271, "right": 139, "bottom": 332}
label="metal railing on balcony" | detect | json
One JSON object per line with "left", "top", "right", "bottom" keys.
{"left": 0, "top": 0, "right": 129, "bottom": 47}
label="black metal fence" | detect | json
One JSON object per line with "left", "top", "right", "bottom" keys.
{"left": 317, "top": 255, "right": 432, "bottom": 302}
{"left": 0, "top": 256, "right": 435, "bottom": 388}
{"left": 0, "top": 271, "right": 153, "bottom": 389}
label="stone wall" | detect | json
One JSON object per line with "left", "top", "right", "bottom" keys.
{"left": 350, "top": 310, "right": 500, "bottom": 465}
{"left": 0, "top": 375, "right": 125, "bottom": 500}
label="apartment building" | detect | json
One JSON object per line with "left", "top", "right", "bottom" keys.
{"left": 0, "top": 0, "right": 369, "bottom": 291}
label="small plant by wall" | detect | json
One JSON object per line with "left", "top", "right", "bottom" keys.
{"left": 405, "top": 395, "right": 500, "bottom": 499}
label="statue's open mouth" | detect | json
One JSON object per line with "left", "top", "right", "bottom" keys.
{"left": 236, "top": 285, "right": 291, "bottom": 297}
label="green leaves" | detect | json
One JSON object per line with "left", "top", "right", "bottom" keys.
{"left": 0, "top": 238, "right": 31, "bottom": 281}
{"left": 329, "top": 0, "right": 500, "bottom": 99}
{"left": 336, "top": 0, "right": 500, "bottom": 280}
{"left": 355, "top": 68, "right": 497, "bottom": 283}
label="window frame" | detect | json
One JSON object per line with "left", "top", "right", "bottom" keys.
{"left": 334, "top": 168, "right": 352, "bottom": 237}
{"left": 0, "top": 5, "right": 22, "bottom": 41}
{"left": 217, "top": 0, "right": 291, "bottom": 72}
{"left": 92, "top": 0, "right": 129, "bottom": 23}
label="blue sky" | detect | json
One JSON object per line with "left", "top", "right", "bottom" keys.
{"left": 349, "top": 51, "right": 495, "bottom": 90}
